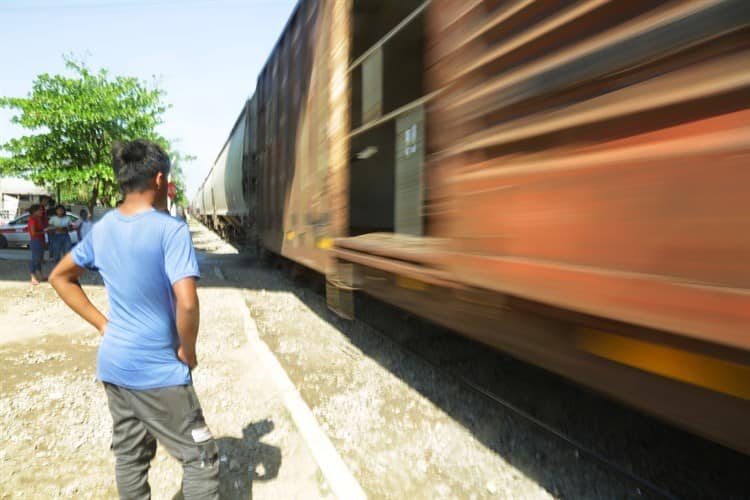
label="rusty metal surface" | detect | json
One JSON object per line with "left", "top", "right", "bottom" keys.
{"left": 243, "top": 96, "right": 259, "bottom": 243}
{"left": 335, "top": 233, "right": 446, "bottom": 265}
{"left": 424, "top": 0, "right": 750, "bottom": 350}
{"left": 255, "top": 0, "right": 352, "bottom": 274}
{"left": 331, "top": 246, "right": 461, "bottom": 288}
{"left": 314, "top": 0, "right": 750, "bottom": 452}
{"left": 256, "top": 0, "right": 351, "bottom": 272}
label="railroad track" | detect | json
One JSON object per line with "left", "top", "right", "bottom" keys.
{"left": 363, "top": 321, "right": 678, "bottom": 500}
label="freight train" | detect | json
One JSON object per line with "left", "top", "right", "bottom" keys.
{"left": 192, "top": 0, "right": 750, "bottom": 454}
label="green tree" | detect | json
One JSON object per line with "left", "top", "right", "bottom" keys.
{"left": 0, "top": 57, "right": 186, "bottom": 212}
{"left": 169, "top": 150, "right": 194, "bottom": 207}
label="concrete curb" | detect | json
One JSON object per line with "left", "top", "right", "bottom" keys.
{"left": 233, "top": 287, "right": 367, "bottom": 500}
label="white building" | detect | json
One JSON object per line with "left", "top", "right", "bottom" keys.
{"left": 0, "top": 177, "right": 50, "bottom": 222}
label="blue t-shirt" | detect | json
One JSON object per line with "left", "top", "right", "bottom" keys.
{"left": 71, "top": 208, "right": 200, "bottom": 390}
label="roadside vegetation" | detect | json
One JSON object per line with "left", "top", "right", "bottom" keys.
{"left": 0, "top": 56, "right": 189, "bottom": 210}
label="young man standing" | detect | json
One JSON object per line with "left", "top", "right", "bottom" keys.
{"left": 49, "top": 139, "right": 219, "bottom": 499}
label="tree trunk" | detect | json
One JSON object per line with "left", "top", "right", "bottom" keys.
{"left": 88, "top": 183, "right": 98, "bottom": 217}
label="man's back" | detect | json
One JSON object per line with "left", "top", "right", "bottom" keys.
{"left": 71, "top": 208, "right": 200, "bottom": 389}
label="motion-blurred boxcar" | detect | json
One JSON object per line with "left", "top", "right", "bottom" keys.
{"left": 194, "top": 0, "right": 750, "bottom": 453}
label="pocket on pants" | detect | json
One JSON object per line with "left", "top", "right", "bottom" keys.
{"left": 185, "top": 406, "right": 219, "bottom": 468}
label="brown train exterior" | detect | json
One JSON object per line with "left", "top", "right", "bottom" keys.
{"left": 193, "top": 0, "right": 750, "bottom": 453}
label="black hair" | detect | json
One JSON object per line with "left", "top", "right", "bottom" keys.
{"left": 79, "top": 208, "right": 88, "bottom": 216}
{"left": 54, "top": 204, "right": 65, "bottom": 212}
{"left": 111, "top": 139, "right": 170, "bottom": 193}
{"left": 29, "top": 204, "right": 41, "bottom": 214}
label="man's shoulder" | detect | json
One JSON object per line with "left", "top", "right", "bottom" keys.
{"left": 151, "top": 211, "right": 188, "bottom": 232}
{"left": 94, "top": 210, "right": 116, "bottom": 225}
{"left": 95, "top": 209, "right": 187, "bottom": 234}
{"left": 90, "top": 210, "right": 126, "bottom": 235}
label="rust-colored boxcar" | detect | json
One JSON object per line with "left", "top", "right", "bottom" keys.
{"left": 253, "top": 0, "right": 431, "bottom": 274}
{"left": 332, "top": 0, "right": 750, "bottom": 453}
{"left": 254, "top": 0, "right": 352, "bottom": 272}
{"left": 197, "top": 0, "right": 750, "bottom": 453}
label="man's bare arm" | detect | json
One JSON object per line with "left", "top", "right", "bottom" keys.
{"left": 49, "top": 254, "right": 107, "bottom": 334}
{"left": 173, "top": 277, "right": 199, "bottom": 369}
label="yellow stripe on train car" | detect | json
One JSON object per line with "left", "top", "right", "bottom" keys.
{"left": 576, "top": 328, "right": 750, "bottom": 400}
{"left": 395, "top": 275, "right": 428, "bottom": 291}
{"left": 316, "top": 237, "right": 334, "bottom": 249}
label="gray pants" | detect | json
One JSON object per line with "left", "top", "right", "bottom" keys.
{"left": 103, "top": 382, "right": 220, "bottom": 500}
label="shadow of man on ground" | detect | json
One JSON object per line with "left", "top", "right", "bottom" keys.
{"left": 172, "top": 419, "right": 281, "bottom": 500}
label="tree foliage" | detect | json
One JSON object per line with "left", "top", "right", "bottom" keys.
{"left": 0, "top": 57, "right": 188, "bottom": 209}
{"left": 169, "top": 150, "right": 194, "bottom": 207}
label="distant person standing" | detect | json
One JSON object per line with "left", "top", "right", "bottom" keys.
{"left": 27, "top": 204, "right": 46, "bottom": 285}
{"left": 39, "top": 195, "right": 52, "bottom": 228}
{"left": 39, "top": 195, "right": 53, "bottom": 262}
{"left": 77, "top": 208, "right": 93, "bottom": 241}
{"left": 49, "top": 139, "right": 219, "bottom": 499}
{"left": 48, "top": 204, "right": 73, "bottom": 265}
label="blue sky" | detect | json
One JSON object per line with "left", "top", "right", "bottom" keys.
{"left": 0, "top": 0, "right": 297, "bottom": 198}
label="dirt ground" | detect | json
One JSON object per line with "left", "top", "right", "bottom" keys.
{"left": 225, "top": 265, "right": 562, "bottom": 497}
{"left": 0, "top": 228, "right": 332, "bottom": 500}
